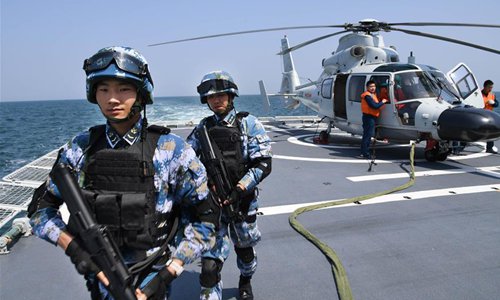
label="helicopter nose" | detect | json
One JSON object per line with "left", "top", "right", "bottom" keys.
{"left": 437, "top": 107, "right": 500, "bottom": 142}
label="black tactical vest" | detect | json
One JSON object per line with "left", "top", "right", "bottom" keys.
{"left": 77, "top": 125, "right": 172, "bottom": 251}
{"left": 206, "top": 112, "right": 248, "bottom": 186}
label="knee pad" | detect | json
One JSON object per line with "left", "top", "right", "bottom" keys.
{"left": 199, "top": 258, "right": 222, "bottom": 288}
{"left": 235, "top": 246, "right": 255, "bottom": 264}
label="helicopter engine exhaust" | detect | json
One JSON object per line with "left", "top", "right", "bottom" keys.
{"left": 437, "top": 107, "right": 500, "bottom": 142}
{"left": 350, "top": 46, "right": 365, "bottom": 57}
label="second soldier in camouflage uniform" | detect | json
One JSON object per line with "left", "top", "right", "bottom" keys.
{"left": 187, "top": 71, "right": 273, "bottom": 300}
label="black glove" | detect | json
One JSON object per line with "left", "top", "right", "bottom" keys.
{"left": 142, "top": 267, "right": 176, "bottom": 299}
{"left": 226, "top": 186, "right": 243, "bottom": 205}
{"left": 65, "top": 239, "right": 99, "bottom": 275}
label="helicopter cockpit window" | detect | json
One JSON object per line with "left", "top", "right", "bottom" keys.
{"left": 427, "top": 71, "right": 461, "bottom": 104}
{"left": 321, "top": 78, "right": 333, "bottom": 99}
{"left": 393, "top": 71, "right": 439, "bottom": 101}
{"left": 348, "top": 76, "right": 366, "bottom": 102}
{"left": 448, "top": 65, "right": 478, "bottom": 99}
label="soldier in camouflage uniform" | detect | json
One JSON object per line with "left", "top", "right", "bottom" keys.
{"left": 187, "top": 71, "right": 273, "bottom": 300}
{"left": 29, "top": 46, "right": 217, "bottom": 300}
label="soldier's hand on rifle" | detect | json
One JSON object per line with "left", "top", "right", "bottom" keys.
{"left": 61, "top": 233, "right": 110, "bottom": 286}
{"left": 223, "top": 184, "right": 245, "bottom": 206}
{"left": 65, "top": 238, "right": 100, "bottom": 276}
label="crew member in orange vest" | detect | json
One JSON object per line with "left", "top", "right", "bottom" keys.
{"left": 378, "top": 82, "right": 389, "bottom": 101}
{"left": 482, "top": 80, "right": 499, "bottom": 154}
{"left": 359, "top": 80, "right": 388, "bottom": 158}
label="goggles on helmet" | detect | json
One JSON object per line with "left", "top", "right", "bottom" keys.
{"left": 197, "top": 79, "right": 238, "bottom": 95}
{"left": 83, "top": 50, "right": 150, "bottom": 80}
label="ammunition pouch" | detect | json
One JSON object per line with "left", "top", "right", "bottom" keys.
{"left": 74, "top": 190, "right": 169, "bottom": 251}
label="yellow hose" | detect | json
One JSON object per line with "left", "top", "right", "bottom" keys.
{"left": 288, "top": 142, "right": 416, "bottom": 300}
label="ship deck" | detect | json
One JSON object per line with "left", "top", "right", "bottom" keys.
{"left": 1, "top": 118, "right": 499, "bottom": 300}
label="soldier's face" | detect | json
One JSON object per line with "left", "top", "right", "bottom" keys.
{"left": 207, "top": 93, "right": 230, "bottom": 115}
{"left": 95, "top": 79, "right": 138, "bottom": 119}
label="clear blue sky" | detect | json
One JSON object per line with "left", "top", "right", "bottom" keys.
{"left": 1, "top": 0, "right": 499, "bottom": 101}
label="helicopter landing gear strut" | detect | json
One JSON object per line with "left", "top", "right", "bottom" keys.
{"left": 424, "top": 139, "right": 450, "bottom": 162}
{"left": 313, "top": 119, "right": 333, "bottom": 145}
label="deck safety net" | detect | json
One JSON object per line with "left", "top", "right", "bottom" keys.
{"left": 0, "top": 149, "right": 58, "bottom": 228}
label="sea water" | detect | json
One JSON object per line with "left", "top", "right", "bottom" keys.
{"left": 0, "top": 95, "right": 315, "bottom": 178}
{"left": 1, "top": 94, "right": 499, "bottom": 178}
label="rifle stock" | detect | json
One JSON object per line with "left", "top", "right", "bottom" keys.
{"left": 51, "top": 164, "right": 136, "bottom": 300}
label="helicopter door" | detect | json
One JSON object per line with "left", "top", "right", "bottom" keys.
{"left": 346, "top": 75, "right": 366, "bottom": 127}
{"left": 447, "top": 63, "right": 483, "bottom": 108}
{"left": 333, "top": 74, "right": 348, "bottom": 119}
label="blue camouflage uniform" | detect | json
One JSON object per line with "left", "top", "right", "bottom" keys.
{"left": 30, "top": 117, "right": 216, "bottom": 299}
{"left": 187, "top": 108, "right": 272, "bottom": 300}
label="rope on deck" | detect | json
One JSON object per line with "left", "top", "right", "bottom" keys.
{"left": 288, "top": 142, "right": 416, "bottom": 300}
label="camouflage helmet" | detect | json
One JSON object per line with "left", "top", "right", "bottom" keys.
{"left": 197, "top": 70, "right": 239, "bottom": 104}
{"left": 83, "top": 46, "right": 154, "bottom": 105}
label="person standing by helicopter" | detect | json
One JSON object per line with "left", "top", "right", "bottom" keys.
{"left": 482, "top": 80, "right": 499, "bottom": 154}
{"left": 28, "top": 46, "right": 217, "bottom": 299}
{"left": 186, "top": 71, "right": 272, "bottom": 300}
{"left": 359, "top": 80, "right": 388, "bottom": 158}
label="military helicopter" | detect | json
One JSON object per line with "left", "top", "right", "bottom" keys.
{"left": 150, "top": 19, "right": 500, "bottom": 161}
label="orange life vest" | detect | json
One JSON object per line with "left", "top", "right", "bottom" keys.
{"left": 483, "top": 92, "right": 495, "bottom": 111}
{"left": 361, "top": 91, "right": 382, "bottom": 117}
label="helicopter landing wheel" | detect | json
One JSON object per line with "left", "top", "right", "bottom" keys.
{"left": 314, "top": 130, "right": 329, "bottom": 144}
{"left": 424, "top": 148, "right": 439, "bottom": 162}
{"left": 319, "top": 130, "right": 329, "bottom": 143}
{"left": 436, "top": 152, "right": 448, "bottom": 161}
{"left": 424, "top": 148, "right": 448, "bottom": 162}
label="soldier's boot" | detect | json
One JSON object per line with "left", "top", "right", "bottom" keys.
{"left": 238, "top": 275, "right": 253, "bottom": 300}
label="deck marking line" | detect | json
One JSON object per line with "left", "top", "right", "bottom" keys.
{"left": 273, "top": 154, "right": 393, "bottom": 164}
{"left": 287, "top": 134, "right": 405, "bottom": 149}
{"left": 260, "top": 184, "right": 500, "bottom": 216}
{"left": 347, "top": 169, "right": 475, "bottom": 182}
{"left": 441, "top": 161, "right": 500, "bottom": 179}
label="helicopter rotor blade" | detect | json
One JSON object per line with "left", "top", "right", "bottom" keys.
{"left": 390, "top": 27, "right": 500, "bottom": 55}
{"left": 148, "top": 25, "right": 346, "bottom": 47}
{"left": 387, "top": 22, "right": 500, "bottom": 29}
{"left": 277, "top": 30, "right": 350, "bottom": 55}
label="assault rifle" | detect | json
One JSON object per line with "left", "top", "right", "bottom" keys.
{"left": 51, "top": 164, "right": 136, "bottom": 300}
{"left": 196, "top": 125, "right": 244, "bottom": 224}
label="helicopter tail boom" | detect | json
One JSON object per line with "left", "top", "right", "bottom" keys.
{"left": 279, "top": 36, "right": 301, "bottom": 95}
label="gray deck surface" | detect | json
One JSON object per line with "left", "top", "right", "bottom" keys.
{"left": 1, "top": 123, "right": 499, "bottom": 300}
